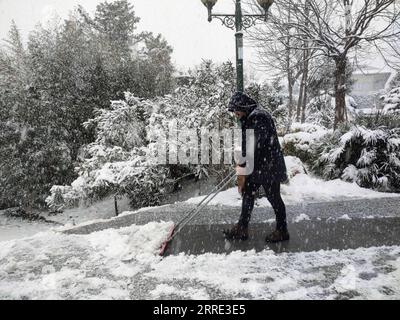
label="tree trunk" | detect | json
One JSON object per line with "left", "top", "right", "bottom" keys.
{"left": 301, "top": 80, "right": 308, "bottom": 123}
{"left": 301, "top": 49, "right": 310, "bottom": 123}
{"left": 286, "top": 76, "right": 294, "bottom": 132}
{"left": 297, "top": 0, "right": 309, "bottom": 123}
{"left": 334, "top": 57, "right": 347, "bottom": 130}
{"left": 296, "top": 74, "right": 304, "bottom": 122}
{"left": 285, "top": 2, "right": 293, "bottom": 134}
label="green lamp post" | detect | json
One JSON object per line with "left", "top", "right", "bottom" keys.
{"left": 201, "top": 0, "right": 274, "bottom": 92}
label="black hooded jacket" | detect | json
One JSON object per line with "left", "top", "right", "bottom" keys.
{"left": 228, "top": 92, "right": 287, "bottom": 184}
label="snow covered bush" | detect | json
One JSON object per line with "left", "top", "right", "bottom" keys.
{"left": 312, "top": 126, "right": 400, "bottom": 192}
{"left": 83, "top": 93, "right": 151, "bottom": 150}
{"left": 0, "top": 120, "right": 75, "bottom": 209}
{"left": 381, "top": 87, "right": 400, "bottom": 113}
{"left": 282, "top": 123, "right": 329, "bottom": 163}
{"left": 46, "top": 94, "right": 170, "bottom": 209}
{"left": 47, "top": 61, "right": 237, "bottom": 210}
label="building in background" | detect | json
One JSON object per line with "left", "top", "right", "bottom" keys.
{"left": 350, "top": 67, "right": 395, "bottom": 110}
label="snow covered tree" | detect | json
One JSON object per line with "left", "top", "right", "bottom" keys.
{"left": 133, "top": 32, "right": 175, "bottom": 98}
{"left": 46, "top": 61, "right": 237, "bottom": 210}
{"left": 79, "top": 1, "right": 175, "bottom": 100}
{"left": 246, "top": 79, "right": 287, "bottom": 131}
{"left": 46, "top": 93, "right": 169, "bottom": 210}
{"left": 0, "top": 1, "right": 176, "bottom": 209}
{"left": 305, "top": 93, "right": 336, "bottom": 129}
{"left": 248, "top": 1, "right": 303, "bottom": 131}
{"left": 148, "top": 61, "right": 237, "bottom": 180}
{"left": 0, "top": 22, "right": 75, "bottom": 209}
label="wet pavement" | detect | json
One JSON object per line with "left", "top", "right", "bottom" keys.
{"left": 163, "top": 217, "right": 400, "bottom": 256}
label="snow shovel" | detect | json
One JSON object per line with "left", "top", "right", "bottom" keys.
{"left": 159, "top": 171, "right": 237, "bottom": 256}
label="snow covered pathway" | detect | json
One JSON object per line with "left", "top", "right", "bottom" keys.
{"left": 1, "top": 220, "right": 400, "bottom": 300}
{"left": 1, "top": 184, "right": 400, "bottom": 299}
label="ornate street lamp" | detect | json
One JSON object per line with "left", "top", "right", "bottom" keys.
{"left": 201, "top": 0, "right": 218, "bottom": 22}
{"left": 201, "top": 0, "right": 274, "bottom": 92}
{"left": 256, "top": 0, "right": 275, "bottom": 15}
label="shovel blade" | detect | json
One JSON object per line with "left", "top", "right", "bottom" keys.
{"left": 159, "top": 224, "right": 175, "bottom": 256}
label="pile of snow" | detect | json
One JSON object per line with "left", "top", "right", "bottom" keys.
{"left": 0, "top": 221, "right": 173, "bottom": 299}
{"left": 285, "top": 156, "right": 307, "bottom": 179}
{"left": 0, "top": 222, "right": 399, "bottom": 300}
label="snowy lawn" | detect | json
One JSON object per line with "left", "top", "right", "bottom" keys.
{"left": 185, "top": 173, "right": 400, "bottom": 207}
{"left": 0, "top": 221, "right": 399, "bottom": 300}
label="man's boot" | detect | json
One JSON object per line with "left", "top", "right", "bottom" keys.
{"left": 265, "top": 229, "right": 290, "bottom": 243}
{"left": 223, "top": 224, "right": 249, "bottom": 241}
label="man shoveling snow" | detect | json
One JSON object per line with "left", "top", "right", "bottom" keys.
{"left": 223, "top": 91, "right": 289, "bottom": 243}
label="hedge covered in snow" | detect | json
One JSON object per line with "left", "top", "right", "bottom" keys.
{"left": 282, "top": 123, "right": 329, "bottom": 163}
{"left": 381, "top": 87, "right": 400, "bottom": 113}
{"left": 282, "top": 121, "right": 400, "bottom": 193}
{"left": 312, "top": 126, "right": 400, "bottom": 192}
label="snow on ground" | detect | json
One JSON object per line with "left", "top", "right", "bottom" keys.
{"left": 185, "top": 173, "right": 400, "bottom": 208}
{"left": 0, "top": 221, "right": 399, "bottom": 300}
{"left": 0, "top": 196, "right": 132, "bottom": 242}
{"left": 0, "top": 217, "right": 51, "bottom": 243}
{"left": 44, "top": 195, "right": 132, "bottom": 226}
{"left": 0, "top": 221, "right": 173, "bottom": 299}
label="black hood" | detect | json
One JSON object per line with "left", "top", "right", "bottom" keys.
{"left": 227, "top": 91, "right": 257, "bottom": 114}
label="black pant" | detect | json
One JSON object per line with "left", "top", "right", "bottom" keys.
{"left": 238, "top": 179, "right": 287, "bottom": 231}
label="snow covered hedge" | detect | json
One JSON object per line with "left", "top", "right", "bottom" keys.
{"left": 312, "top": 126, "right": 400, "bottom": 192}
{"left": 381, "top": 87, "right": 400, "bottom": 113}
{"left": 281, "top": 120, "right": 400, "bottom": 193}
{"left": 282, "top": 123, "right": 329, "bottom": 163}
